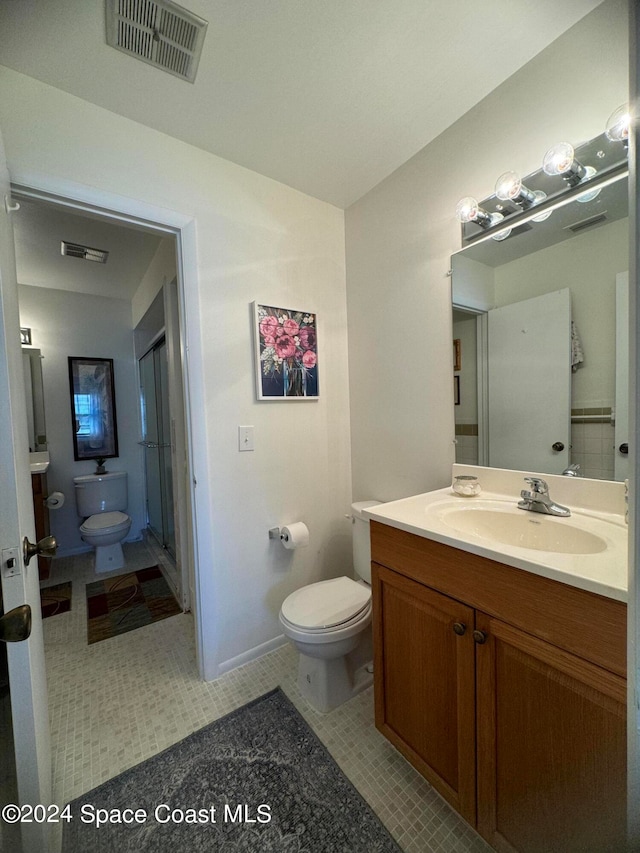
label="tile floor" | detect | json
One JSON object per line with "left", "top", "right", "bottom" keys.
{"left": 42, "top": 542, "right": 490, "bottom": 853}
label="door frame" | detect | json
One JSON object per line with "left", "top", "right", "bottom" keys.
{"left": 10, "top": 180, "right": 208, "bottom": 678}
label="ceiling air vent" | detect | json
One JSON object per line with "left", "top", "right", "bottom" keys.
{"left": 61, "top": 241, "right": 110, "bottom": 264}
{"left": 106, "top": 0, "right": 207, "bottom": 83}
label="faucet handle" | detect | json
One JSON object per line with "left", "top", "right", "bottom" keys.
{"left": 524, "top": 476, "right": 548, "bottom": 495}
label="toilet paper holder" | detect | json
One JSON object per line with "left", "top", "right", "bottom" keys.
{"left": 268, "top": 525, "right": 309, "bottom": 548}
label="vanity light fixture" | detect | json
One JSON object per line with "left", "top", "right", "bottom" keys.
{"left": 455, "top": 196, "right": 505, "bottom": 230}
{"left": 542, "top": 142, "right": 589, "bottom": 187}
{"left": 494, "top": 171, "right": 546, "bottom": 210}
{"left": 605, "top": 104, "right": 631, "bottom": 146}
{"left": 543, "top": 142, "right": 600, "bottom": 203}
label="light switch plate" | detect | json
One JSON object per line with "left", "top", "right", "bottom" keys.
{"left": 238, "top": 425, "right": 255, "bottom": 451}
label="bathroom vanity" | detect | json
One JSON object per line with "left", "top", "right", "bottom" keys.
{"left": 366, "top": 467, "right": 627, "bottom": 852}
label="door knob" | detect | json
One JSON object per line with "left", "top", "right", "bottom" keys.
{"left": 552, "top": 442, "right": 565, "bottom": 452}
{"left": 473, "top": 629, "right": 488, "bottom": 645}
{"left": 0, "top": 605, "right": 31, "bottom": 643}
{"left": 453, "top": 622, "right": 466, "bottom": 636}
{"left": 22, "top": 535, "right": 57, "bottom": 567}
{"left": 619, "top": 443, "right": 629, "bottom": 455}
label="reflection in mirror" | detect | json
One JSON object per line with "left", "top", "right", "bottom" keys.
{"left": 22, "top": 348, "right": 47, "bottom": 452}
{"left": 452, "top": 171, "right": 628, "bottom": 481}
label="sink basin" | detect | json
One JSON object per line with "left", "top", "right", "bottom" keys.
{"left": 437, "top": 506, "right": 607, "bottom": 555}
{"left": 29, "top": 451, "right": 50, "bottom": 473}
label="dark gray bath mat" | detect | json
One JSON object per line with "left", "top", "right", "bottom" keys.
{"left": 62, "top": 687, "right": 401, "bottom": 852}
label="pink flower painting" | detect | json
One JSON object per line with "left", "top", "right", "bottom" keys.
{"left": 254, "top": 303, "right": 319, "bottom": 400}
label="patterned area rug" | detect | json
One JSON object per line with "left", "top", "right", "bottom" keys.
{"left": 63, "top": 688, "right": 401, "bottom": 852}
{"left": 86, "top": 566, "right": 181, "bottom": 645}
{"left": 40, "top": 581, "right": 72, "bottom": 618}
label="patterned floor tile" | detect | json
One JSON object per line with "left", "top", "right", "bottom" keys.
{"left": 44, "top": 542, "right": 491, "bottom": 853}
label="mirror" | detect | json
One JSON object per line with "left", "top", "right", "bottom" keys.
{"left": 68, "top": 357, "right": 119, "bottom": 461}
{"left": 22, "top": 347, "right": 47, "bottom": 451}
{"left": 452, "top": 170, "right": 628, "bottom": 481}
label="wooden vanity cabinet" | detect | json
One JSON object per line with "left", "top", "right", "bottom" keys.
{"left": 31, "top": 472, "right": 51, "bottom": 581}
{"left": 371, "top": 520, "right": 627, "bottom": 852}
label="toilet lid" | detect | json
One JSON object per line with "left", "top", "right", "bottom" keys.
{"left": 81, "top": 511, "right": 129, "bottom": 531}
{"left": 281, "top": 577, "right": 370, "bottom": 630}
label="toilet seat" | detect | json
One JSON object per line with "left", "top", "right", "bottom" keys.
{"left": 80, "top": 511, "right": 130, "bottom": 536}
{"left": 281, "top": 576, "right": 371, "bottom": 632}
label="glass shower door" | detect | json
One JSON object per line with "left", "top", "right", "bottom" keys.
{"left": 139, "top": 340, "right": 176, "bottom": 559}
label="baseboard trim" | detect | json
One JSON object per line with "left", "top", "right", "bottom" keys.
{"left": 216, "top": 635, "right": 288, "bottom": 678}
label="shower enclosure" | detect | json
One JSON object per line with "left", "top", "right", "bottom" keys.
{"left": 139, "top": 338, "right": 176, "bottom": 564}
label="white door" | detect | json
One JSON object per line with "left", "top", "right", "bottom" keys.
{"left": 615, "top": 272, "right": 629, "bottom": 482}
{"left": 488, "top": 289, "right": 571, "bottom": 474}
{"left": 0, "top": 127, "right": 51, "bottom": 853}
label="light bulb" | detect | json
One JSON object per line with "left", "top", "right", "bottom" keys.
{"left": 575, "top": 166, "right": 601, "bottom": 203}
{"left": 455, "top": 196, "right": 495, "bottom": 229}
{"left": 495, "top": 170, "right": 546, "bottom": 209}
{"left": 542, "top": 142, "right": 587, "bottom": 187}
{"left": 605, "top": 104, "right": 631, "bottom": 144}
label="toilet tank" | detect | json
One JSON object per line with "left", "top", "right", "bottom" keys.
{"left": 74, "top": 471, "right": 128, "bottom": 516}
{"left": 351, "top": 500, "right": 381, "bottom": 584}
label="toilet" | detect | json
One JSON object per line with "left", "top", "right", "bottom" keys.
{"left": 73, "top": 472, "right": 132, "bottom": 572}
{"left": 279, "top": 500, "right": 381, "bottom": 713}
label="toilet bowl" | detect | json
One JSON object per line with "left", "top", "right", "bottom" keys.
{"left": 279, "top": 500, "right": 380, "bottom": 713}
{"left": 79, "top": 511, "right": 132, "bottom": 572}
{"left": 74, "top": 472, "right": 132, "bottom": 573}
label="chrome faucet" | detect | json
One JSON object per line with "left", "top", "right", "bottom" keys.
{"left": 562, "top": 463, "right": 582, "bottom": 477}
{"left": 517, "top": 477, "right": 571, "bottom": 517}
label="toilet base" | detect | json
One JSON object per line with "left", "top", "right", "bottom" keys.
{"left": 297, "top": 651, "right": 373, "bottom": 713}
{"left": 93, "top": 542, "right": 125, "bottom": 573}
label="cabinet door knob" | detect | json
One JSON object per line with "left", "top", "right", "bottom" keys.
{"left": 473, "top": 629, "right": 488, "bottom": 644}
{"left": 453, "top": 622, "right": 466, "bottom": 636}
{"left": 552, "top": 442, "right": 565, "bottom": 452}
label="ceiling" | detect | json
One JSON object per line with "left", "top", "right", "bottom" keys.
{"left": 0, "top": 0, "right": 605, "bottom": 209}
{"left": 13, "top": 198, "right": 164, "bottom": 301}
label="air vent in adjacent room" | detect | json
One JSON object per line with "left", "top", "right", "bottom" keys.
{"left": 106, "top": 0, "right": 207, "bottom": 83}
{"left": 566, "top": 212, "right": 608, "bottom": 234}
{"left": 61, "top": 241, "right": 110, "bottom": 264}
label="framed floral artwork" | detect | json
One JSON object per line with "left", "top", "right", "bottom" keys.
{"left": 252, "top": 302, "right": 319, "bottom": 400}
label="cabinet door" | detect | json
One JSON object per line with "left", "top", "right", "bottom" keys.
{"left": 476, "top": 613, "right": 626, "bottom": 852}
{"left": 372, "top": 563, "right": 476, "bottom": 823}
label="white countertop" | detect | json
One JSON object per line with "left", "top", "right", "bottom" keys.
{"left": 364, "top": 485, "right": 628, "bottom": 603}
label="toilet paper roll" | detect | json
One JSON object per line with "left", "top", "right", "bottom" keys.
{"left": 45, "top": 491, "right": 65, "bottom": 510}
{"left": 280, "top": 522, "right": 309, "bottom": 550}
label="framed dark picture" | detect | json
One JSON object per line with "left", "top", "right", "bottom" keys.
{"left": 454, "top": 374, "right": 460, "bottom": 405}
{"left": 68, "top": 357, "right": 119, "bottom": 460}
{"left": 453, "top": 338, "right": 461, "bottom": 371}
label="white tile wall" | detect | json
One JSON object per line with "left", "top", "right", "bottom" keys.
{"left": 570, "top": 422, "right": 616, "bottom": 480}
{"left": 454, "top": 435, "right": 478, "bottom": 466}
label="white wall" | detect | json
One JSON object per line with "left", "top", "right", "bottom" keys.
{"left": 0, "top": 67, "right": 350, "bottom": 678}
{"left": 346, "top": 0, "right": 629, "bottom": 502}
{"left": 18, "top": 285, "right": 145, "bottom": 555}
{"left": 132, "top": 236, "right": 177, "bottom": 329}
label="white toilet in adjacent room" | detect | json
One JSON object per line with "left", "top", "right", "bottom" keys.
{"left": 279, "top": 500, "right": 381, "bottom": 713}
{"left": 73, "top": 471, "right": 132, "bottom": 572}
